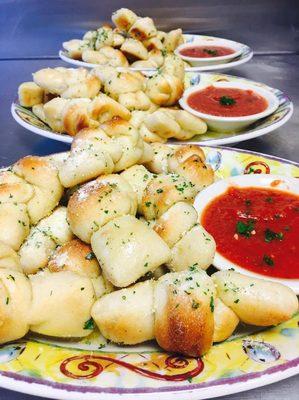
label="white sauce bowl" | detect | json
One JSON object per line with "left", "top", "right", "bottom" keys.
{"left": 194, "top": 174, "right": 299, "bottom": 293}
{"left": 175, "top": 37, "right": 243, "bottom": 66}
{"left": 179, "top": 81, "right": 279, "bottom": 132}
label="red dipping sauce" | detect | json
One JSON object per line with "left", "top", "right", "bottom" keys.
{"left": 180, "top": 45, "right": 235, "bottom": 58}
{"left": 201, "top": 186, "right": 299, "bottom": 279}
{"left": 187, "top": 86, "right": 268, "bottom": 117}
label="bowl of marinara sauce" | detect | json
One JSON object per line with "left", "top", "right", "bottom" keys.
{"left": 179, "top": 81, "right": 279, "bottom": 132}
{"left": 194, "top": 174, "right": 299, "bottom": 293}
{"left": 175, "top": 38, "right": 243, "bottom": 66}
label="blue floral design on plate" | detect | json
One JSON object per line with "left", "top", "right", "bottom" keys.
{"left": 242, "top": 340, "right": 280, "bottom": 363}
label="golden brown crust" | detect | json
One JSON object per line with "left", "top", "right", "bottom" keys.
{"left": 155, "top": 291, "right": 214, "bottom": 357}
{"left": 154, "top": 270, "right": 216, "bottom": 357}
{"left": 63, "top": 103, "right": 91, "bottom": 136}
{"left": 48, "top": 239, "right": 100, "bottom": 278}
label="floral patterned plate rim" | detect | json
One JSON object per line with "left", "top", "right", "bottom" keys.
{"left": 0, "top": 146, "right": 298, "bottom": 400}
{"left": 11, "top": 72, "right": 293, "bottom": 146}
{"left": 59, "top": 34, "right": 253, "bottom": 72}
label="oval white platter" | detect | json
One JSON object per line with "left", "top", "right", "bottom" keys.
{"left": 0, "top": 146, "right": 298, "bottom": 400}
{"left": 59, "top": 34, "right": 253, "bottom": 72}
{"left": 11, "top": 72, "right": 293, "bottom": 146}
{"left": 194, "top": 174, "right": 299, "bottom": 293}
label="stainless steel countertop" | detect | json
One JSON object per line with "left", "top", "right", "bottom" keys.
{"left": 0, "top": 0, "right": 298, "bottom": 398}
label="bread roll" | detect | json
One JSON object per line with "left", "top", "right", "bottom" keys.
{"left": 0, "top": 242, "right": 22, "bottom": 271}
{"left": 112, "top": 8, "right": 138, "bottom": 32}
{"left": 153, "top": 202, "right": 198, "bottom": 247}
{"left": 0, "top": 203, "right": 29, "bottom": 250}
{"left": 33, "top": 67, "right": 101, "bottom": 99}
{"left": 29, "top": 270, "right": 95, "bottom": 337}
{"left": 121, "top": 165, "right": 154, "bottom": 213}
{"left": 18, "top": 82, "right": 44, "bottom": 107}
{"left": 13, "top": 156, "right": 63, "bottom": 224}
{"left": 62, "top": 39, "right": 87, "bottom": 59}
{"left": 19, "top": 207, "right": 73, "bottom": 274}
{"left": 101, "top": 118, "right": 144, "bottom": 172}
{"left": 120, "top": 38, "right": 149, "bottom": 60}
{"left": 144, "top": 37, "right": 164, "bottom": 51}
{"left": 94, "top": 27, "right": 114, "bottom": 50}
{"left": 169, "top": 224, "right": 216, "bottom": 272}
{"left": 146, "top": 73, "right": 183, "bottom": 106}
{"left": 89, "top": 93, "right": 131, "bottom": 122}
{"left": 168, "top": 145, "right": 214, "bottom": 191}
{"left": 213, "top": 298, "right": 239, "bottom": 342}
{"left": 92, "top": 280, "right": 155, "bottom": 344}
{"left": 91, "top": 215, "right": 171, "bottom": 287}
{"left": 82, "top": 47, "right": 129, "bottom": 68}
{"left": 67, "top": 176, "right": 137, "bottom": 243}
{"left": 48, "top": 239, "right": 113, "bottom": 298}
{"left": 145, "top": 143, "right": 214, "bottom": 191}
{"left": 102, "top": 69, "right": 145, "bottom": 100}
{"left": 118, "top": 91, "right": 154, "bottom": 111}
{"left": 213, "top": 270, "right": 299, "bottom": 326}
{"left": 129, "top": 17, "right": 157, "bottom": 41}
{"left": 0, "top": 270, "right": 31, "bottom": 343}
{"left": 59, "top": 143, "right": 114, "bottom": 188}
{"left": 154, "top": 269, "right": 216, "bottom": 356}
{"left": 141, "top": 173, "right": 197, "bottom": 220}
{"left": 164, "top": 29, "right": 184, "bottom": 52}
{"left": 112, "top": 32, "right": 125, "bottom": 48}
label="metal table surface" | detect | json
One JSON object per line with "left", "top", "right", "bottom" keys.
{"left": 0, "top": 0, "right": 298, "bottom": 398}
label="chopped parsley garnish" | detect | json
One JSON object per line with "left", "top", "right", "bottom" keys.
{"left": 209, "top": 296, "right": 214, "bottom": 312}
{"left": 192, "top": 300, "right": 200, "bottom": 309}
{"left": 219, "top": 96, "right": 236, "bottom": 106}
{"left": 189, "top": 263, "right": 198, "bottom": 272}
{"left": 234, "top": 299, "right": 240, "bottom": 304}
{"left": 263, "top": 254, "right": 274, "bottom": 267}
{"left": 265, "top": 197, "right": 273, "bottom": 203}
{"left": 245, "top": 199, "right": 252, "bottom": 206}
{"left": 203, "top": 48, "right": 218, "bottom": 56}
{"left": 236, "top": 220, "right": 255, "bottom": 238}
{"left": 264, "top": 228, "right": 284, "bottom": 243}
{"left": 83, "top": 318, "right": 95, "bottom": 330}
{"left": 85, "top": 252, "right": 96, "bottom": 260}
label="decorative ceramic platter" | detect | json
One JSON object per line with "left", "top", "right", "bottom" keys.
{"left": 59, "top": 34, "right": 253, "bottom": 72}
{"left": 11, "top": 72, "right": 293, "bottom": 146}
{"left": 0, "top": 146, "right": 298, "bottom": 400}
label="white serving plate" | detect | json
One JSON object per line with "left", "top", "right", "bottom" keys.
{"left": 194, "top": 174, "right": 299, "bottom": 293}
{"left": 11, "top": 72, "right": 293, "bottom": 146}
{"left": 59, "top": 34, "right": 253, "bottom": 72}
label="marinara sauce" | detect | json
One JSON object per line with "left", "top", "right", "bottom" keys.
{"left": 187, "top": 86, "right": 268, "bottom": 117}
{"left": 180, "top": 45, "right": 235, "bottom": 58}
{"left": 201, "top": 186, "right": 299, "bottom": 279}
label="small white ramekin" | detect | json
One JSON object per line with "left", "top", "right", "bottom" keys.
{"left": 175, "top": 37, "right": 243, "bottom": 66}
{"left": 179, "top": 81, "right": 279, "bottom": 132}
{"left": 194, "top": 174, "right": 299, "bottom": 293}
